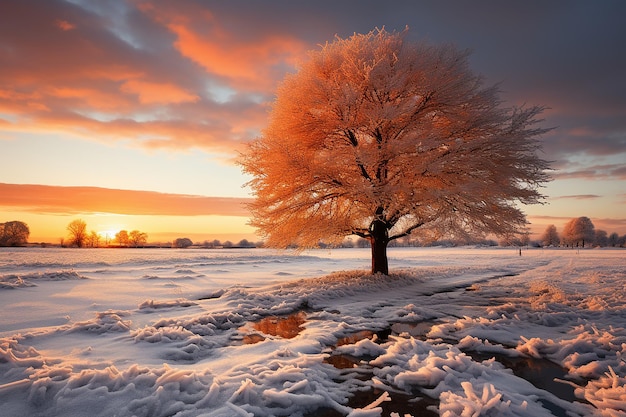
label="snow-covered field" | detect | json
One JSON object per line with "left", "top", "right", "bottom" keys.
{"left": 1, "top": 246, "right": 624, "bottom": 417}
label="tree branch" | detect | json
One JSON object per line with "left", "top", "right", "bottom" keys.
{"left": 389, "top": 221, "right": 425, "bottom": 241}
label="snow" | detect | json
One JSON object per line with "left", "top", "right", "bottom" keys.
{"left": 1, "top": 246, "right": 625, "bottom": 416}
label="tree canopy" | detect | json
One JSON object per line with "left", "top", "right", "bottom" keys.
{"left": 0, "top": 221, "right": 30, "bottom": 246}
{"left": 173, "top": 237, "right": 193, "bottom": 248}
{"left": 562, "top": 216, "right": 595, "bottom": 248}
{"left": 128, "top": 230, "right": 148, "bottom": 247}
{"left": 67, "top": 219, "right": 88, "bottom": 248}
{"left": 240, "top": 29, "right": 551, "bottom": 274}
{"left": 539, "top": 224, "right": 560, "bottom": 247}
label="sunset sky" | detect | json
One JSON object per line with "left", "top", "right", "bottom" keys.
{"left": 1, "top": 0, "right": 625, "bottom": 243}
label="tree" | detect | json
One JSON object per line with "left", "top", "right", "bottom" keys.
{"left": 67, "top": 219, "right": 88, "bottom": 248}
{"left": 539, "top": 224, "right": 560, "bottom": 247}
{"left": 115, "top": 230, "right": 129, "bottom": 247}
{"left": 562, "top": 216, "right": 595, "bottom": 248}
{"left": 237, "top": 239, "right": 255, "bottom": 248}
{"left": 594, "top": 229, "right": 608, "bottom": 247}
{"left": 0, "top": 221, "right": 30, "bottom": 246}
{"left": 239, "top": 29, "right": 551, "bottom": 274}
{"left": 86, "top": 230, "right": 101, "bottom": 248}
{"left": 128, "top": 230, "right": 148, "bottom": 247}
{"left": 173, "top": 237, "right": 193, "bottom": 248}
{"left": 608, "top": 232, "right": 620, "bottom": 247}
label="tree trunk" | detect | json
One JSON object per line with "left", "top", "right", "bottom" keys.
{"left": 370, "top": 237, "right": 389, "bottom": 275}
{"left": 369, "top": 219, "right": 389, "bottom": 275}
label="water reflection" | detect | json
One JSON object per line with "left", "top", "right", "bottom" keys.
{"left": 242, "top": 311, "right": 306, "bottom": 344}
{"left": 466, "top": 351, "right": 584, "bottom": 406}
{"left": 336, "top": 330, "right": 375, "bottom": 346}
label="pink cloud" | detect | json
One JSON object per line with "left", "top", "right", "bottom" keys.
{"left": 552, "top": 164, "right": 626, "bottom": 181}
{"left": 550, "top": 194, "right": 602, "bottom": 200}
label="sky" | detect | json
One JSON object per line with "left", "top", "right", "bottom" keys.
{"left": 1, "top": 0, "right": 625, "bottom": 244}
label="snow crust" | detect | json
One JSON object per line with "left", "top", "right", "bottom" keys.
{"left": 1, "top": 247, "right": 625, "bottom": 416}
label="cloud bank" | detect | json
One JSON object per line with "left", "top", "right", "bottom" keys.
{"left": 1, "top": 0, "right": 624, "bottom": 176}
{"left": 0, "top": 183, "right": 251, "bottom": 216}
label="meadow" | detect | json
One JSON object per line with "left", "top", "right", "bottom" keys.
{"left": 1, "top": 247, "right": 624, "bottom": 416}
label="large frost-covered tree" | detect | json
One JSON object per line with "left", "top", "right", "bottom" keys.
{"left": 240, "top": 29, "right": 550, "bottom": 274}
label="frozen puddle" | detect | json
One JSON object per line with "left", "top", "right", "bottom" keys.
{"left": 306, "top": 389, "right": 438, "bottom": 417}
{"left": 235, "top": 313, "right": 588, "bottom": 416}
{"left": 321, "top": 320, "right": 591, "bottom": 417}
{"left": 235, "top": 311, "right": 307, "bottom": 344}
{"left": 465, "top": 351, "right": 589, "bottom": 417}
{"left": 320, "top": 326, "right": 440, "bottom": 416}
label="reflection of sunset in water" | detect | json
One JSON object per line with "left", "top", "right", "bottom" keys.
{"left": 243, "top": 312, "right": 307, "bottom": 344}
{"left": 336, "top": 330, "right": 375, "bottom": 346}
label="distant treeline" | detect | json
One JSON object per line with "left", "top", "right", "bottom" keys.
{"left": 4, "top": 216, "right": 625, "bottom": 249}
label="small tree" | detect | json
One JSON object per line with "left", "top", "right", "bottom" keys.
{"left": 86, "top": 231, "right": 101, "bottom": 248}
{"left": 594, "top": 229, "right": 608, "bottom": 247}
{"left": 240, "top": 29, "right": 551, "bottom": 274}
{"left": 237, "top": 239, "right": 255, "bottom": 248}
{"left": 115, "top": 230, "right": 129, "bottom": 247}
{"left": 173, "top": 237, "right": 193, "bottom": 248}
{"left": 562, "top": 216, "right": 595, "bottom": 248}
{"left": 67, "top": 219, "right": 88, "bottom": 248}
{"left": 0, "top": 221, "right": 30, "bottom": 246}
{"left": 539, "top": 224, "right": 560, "bottom": 247}
{"left": 128, "top": 230, "right": 148, "bottom": 247}
{"left": 608, "top": 232, "right": 620, "bottom": 247}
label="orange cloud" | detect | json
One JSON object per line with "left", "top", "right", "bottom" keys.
{"left": 168, "top": 23, "right": 306, "bottom": 92}
{"left": 46, "top": 86, "right": 135, "bottom": 112}
{"left": 0, "top": 183, "right": 251, "bottom": 217}
{"left": 55, "top": 19, "right": 75, "bottom": 31}
{"left": 0, "top": 0, "right": 283, "bottom": 155}
{"left": 120, "top": 80, "right": 199, "bottom": 104}
{"left": 137, "top": 2, "right": 308, "bottom": 93}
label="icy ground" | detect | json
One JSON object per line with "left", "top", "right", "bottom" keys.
{"left": 1, "top": 247, "right": 625, "bottom": 417}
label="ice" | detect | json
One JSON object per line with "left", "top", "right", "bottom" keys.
{"left": 64, "top": 310, "right": 133, "bottom": 333}
{"left": 139, "top": 299, "right": 199, "bottom": 310}
{"left": 580, "top": 367, "right": 626, "bottom": 415}
{"left": 0, "top": 247, "right": 625, "bottom": 416}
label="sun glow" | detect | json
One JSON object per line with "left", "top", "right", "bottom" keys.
{"left": 98, "top": 229, "right": 121, "bottom": 242}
